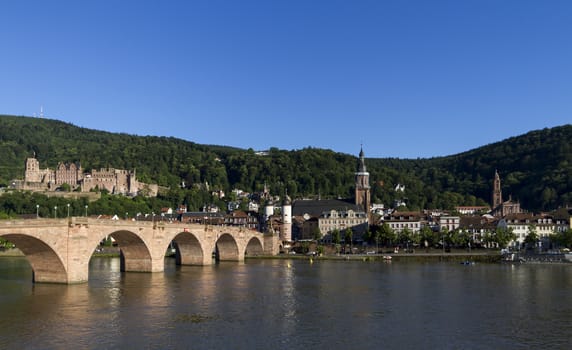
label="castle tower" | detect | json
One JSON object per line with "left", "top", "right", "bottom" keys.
{"left": 492, "top": 170, "right": 502, "bottom": 209}
{"left": 25, "top": 157, "right": 41, "bottom": 182}
{"left": 281, "top": 195, "right": 292, "bottom": 242}
{"left": 355, "top": 146, "right": 371, "bottom": 216}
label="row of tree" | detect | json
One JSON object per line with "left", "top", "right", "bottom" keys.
{"left": 0, "top": 191, "right": 169, "bottom": 219}
{"left": 322, "top": 224, "right": 572, "bottom": 250}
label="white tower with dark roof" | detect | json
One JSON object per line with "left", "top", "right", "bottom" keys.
{"left": 282, "top": 194, "right": 292, "bottom": 242}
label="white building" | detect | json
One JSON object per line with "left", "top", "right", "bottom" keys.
{"left": 439, "top": 216, "right": 460, "bottom": 232}
{"left": 498, "top": 213, "right": 561, "bottom": 248}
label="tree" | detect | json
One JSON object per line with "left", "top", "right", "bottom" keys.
{"left": 419, "top": 225, "right": 437, "bottom": 248}
{"left": 377, "top": 223, "right": 396, "bottom": 247}
{"left": 494, "top": 227, "right": 516, "bottom": 249}
{"left": 440, "top": 227, "right": 450, "bottom": 248}
{"left": 332, "top": 229, "right": 341, "bottom": 245}
{"left": 312, "top": 227, "right": 322, "bottom": 241}
{"left": 552, "top": 228, "right": 572, "bottom": 248}
{"left": 59, "top": 183, "right": 71, "bottom": 192}
{"left": 456, "top": 229, "right": 472, "bottom": 249}
{"left": 361, "top": 229, "right": 372, "bottom": 244}
{"left": 344, "top": 228, "right": 353, "bottom": 245}
{"left": 523, "top": 225, "right": 539, "bottom": 250}
{"left": 481, "top": 232, "right": 494, "bottom": 248}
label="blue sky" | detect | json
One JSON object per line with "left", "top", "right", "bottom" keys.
{"left": 1, "top": 0, "right": 571, "bottom": 158}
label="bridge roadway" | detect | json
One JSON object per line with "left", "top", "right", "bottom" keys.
{"left": 0, "top": 217, "right": 280, "bottom": 284}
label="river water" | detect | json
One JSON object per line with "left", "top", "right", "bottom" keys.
{"left": 1, "top": 257, "right": 571, "bottom": 349}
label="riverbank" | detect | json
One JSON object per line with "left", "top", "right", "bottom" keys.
{"left": 249, "top": 251, "right": 503, "bottom": 263}
{"left": 3, "top": 247, "right": 568, "bottom": 264}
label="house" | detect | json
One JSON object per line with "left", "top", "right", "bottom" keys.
{"left": 381, "top": 211, "right": 423, "bottom": 233}
{"left": 224, "top": 210, "right": 259, "bottom": 230}
{"left": 458, "top": 216, "right": 498, "bottom": 247}
{"left": 439, "top": 216, "right": 460, "bottom": 232}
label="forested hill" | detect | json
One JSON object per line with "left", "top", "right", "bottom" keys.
{"left": 1, "top": 115, "right": 571, "bottom": 212}
{"left": 366, "top": 125, "right": 572, "bottom": 211}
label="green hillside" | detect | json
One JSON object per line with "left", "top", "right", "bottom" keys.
{"left": 1, "top": 115, "right": 571, "bottom": 212}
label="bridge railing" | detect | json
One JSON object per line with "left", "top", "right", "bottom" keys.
{"left": 0, "top": 218, "right": 71, "bottom": 227}
{"left": 1, "top": 217, "right": 269, "bottom": 237}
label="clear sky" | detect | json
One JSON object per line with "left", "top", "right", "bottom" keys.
{"left": 1, "top": 0, "right": 571, "bottom": 159}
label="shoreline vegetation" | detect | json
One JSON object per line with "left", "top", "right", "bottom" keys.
{"left": 1, "top": 247, "right": 568, "bottom": 264}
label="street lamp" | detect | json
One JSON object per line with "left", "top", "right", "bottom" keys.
{"left": 54, "top": 206, "right": 58, "bottom": 219}
{"left": 85, "top": 205, "right": 88, "bottom": 217}
{"left": 67, "top": 203, "right": 70, "bottom": 218}
{"left": 36, "top": 204, "right": 39, "bottom": 219}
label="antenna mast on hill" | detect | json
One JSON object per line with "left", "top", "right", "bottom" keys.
{"left": 40, "top": 105, "right": 44, "bottom": 118}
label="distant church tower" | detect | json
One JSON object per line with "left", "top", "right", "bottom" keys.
{"left": 355, "top": 146, "right": 371, "bottom": 216}
{"left": 492, "top": 170, "right": 502, "bottom": 209}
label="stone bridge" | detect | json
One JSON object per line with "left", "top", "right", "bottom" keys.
{"left": 0, "top": 217, "right": 280, "bottom": 284}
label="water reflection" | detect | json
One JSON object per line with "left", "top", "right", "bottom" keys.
{"left": 1, "top": 257, "right": 572, "bottom": 349}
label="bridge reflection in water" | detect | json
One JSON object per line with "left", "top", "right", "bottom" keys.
{"left": 0, "top": 218, "right": 280, "bottom": 284}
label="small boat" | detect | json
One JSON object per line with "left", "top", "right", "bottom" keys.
{"left": 460, "top": 261, "right": 475, "bottom": 265}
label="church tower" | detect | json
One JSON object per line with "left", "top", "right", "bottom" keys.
{"left": 355, "top": 146, "right": 370, "bottom": 216}
{"left": 492, "top": 170, "right": 503, "bottom": 209}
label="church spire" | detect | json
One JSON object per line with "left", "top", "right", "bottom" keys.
{"left": 357, "top": 145, "right": 367, "bottom": 173}
{"left": 355, "top": 146, "right": 371, "bottom": 219}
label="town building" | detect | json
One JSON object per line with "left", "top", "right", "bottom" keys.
{"left": 292, "top": 199, "right": 368, "bottom": 241}
{"left": 382, "top": 211, "right": 423, "bottom": 233}
{"left": 497, "top": 213, "right": 569, "bottom": 249}
{"left": 224, "top": 210, "right": 259, "bottom": 230}
{"left": 458, "top": 215, "right": 498, "bottom": 247}
{"left": 439, "top": 215, "right": 461, "bottom": 232}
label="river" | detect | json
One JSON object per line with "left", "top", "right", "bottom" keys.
{"left": 1, "top": 257, "right": 571, "bottom": 349}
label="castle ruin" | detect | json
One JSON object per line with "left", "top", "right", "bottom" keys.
{"left": 14, "top": 157, "right": 158, "bottom": 197}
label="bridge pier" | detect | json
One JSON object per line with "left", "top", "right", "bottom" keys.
{"left": 175, "top": 241, "right": 214, "bottom": 266}
{"left": 176, "top": 250, "right": 214, "bottom": 265}
{"left": 120, "top": 252, "right": 165, "bottom": 273}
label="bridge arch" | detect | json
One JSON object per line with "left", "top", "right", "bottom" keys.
{"left": 216, "top": 233, "right": 240, "bottom": 261}
{"left": 245, "top": 236, "right": 264, "bottom": 256}
{"left": 93, "top": 229, "right": 155, "bottom": 273}
{"left": 0, "top": 233, "right": 68, "bottom": 283}
{"left": 170, "top": 231, "right": 209, "bottom": 265}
